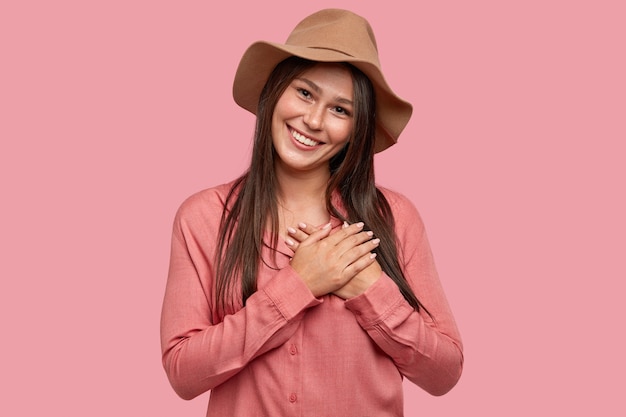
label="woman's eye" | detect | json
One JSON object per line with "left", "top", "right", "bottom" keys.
{"left": 297, "top": 88, "right": 311, "bottom": 98}
{"left": 333, "top": 106, "right": 350, "bottom": 116}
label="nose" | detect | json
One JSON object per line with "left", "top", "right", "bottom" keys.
{"left": 303, "top": 104, "right": 324, "bottom": 130}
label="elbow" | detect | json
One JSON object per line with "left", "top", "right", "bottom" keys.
{"left": 164, "top": 367, "right": 206, "bottom": 401}
{"left": 431, "top": 352, "right": 464, "bottom": 396}
{"left": 163, "top": 363, "right": 198, "bottom": 400}
{"left": 162, "top": 351, "right": 208, "bottom": 401}
{"left": 420, "top": 365, "right": 463, "bottom": 397}
{"left": 430, "top": 337, "right": 464, "bottom": 396}
{"left": 425, "top": 368, "right": 462, "bottom": 396}
{"left": 412, "top": 347, "right": 464, "bottom": 396}
{"left": 173, "top": 385, "right": 200, "bottom": 401}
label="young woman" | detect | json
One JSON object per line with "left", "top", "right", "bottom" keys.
{"left": 160, "top": 9, "right": 463, "bottom": 416}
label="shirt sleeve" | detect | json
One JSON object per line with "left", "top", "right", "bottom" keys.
{"left": 160, "top": 193, "right": 321, "bottom": 400}
{"left": 344, "top": 191, "right": 463, "bottom": 396}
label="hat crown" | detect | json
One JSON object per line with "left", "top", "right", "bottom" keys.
{"left": 233, "top": 8, "right": 412, "bottom": 152}
{"left": 285, "top": 9, "right": 380, "bottom": 67}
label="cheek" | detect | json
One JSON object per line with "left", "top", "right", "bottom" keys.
{"left": 270, "top": 111, "right": 279, "bottom": 132}
{"left": 273, "top": 93, "right": 298, "bottom": 119}
{"left": 333, "top": 121, "right": 353, "bottom": 144}
{"left": 270, "top": 101, "right": 288, "bottom": 137}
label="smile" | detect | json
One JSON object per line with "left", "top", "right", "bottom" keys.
{"left": 291, "top": 129, "right": 320, "bottom": 147}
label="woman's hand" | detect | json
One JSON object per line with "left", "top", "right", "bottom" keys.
{"left": 286, "top": 222, "right": 382, "bottom": 298}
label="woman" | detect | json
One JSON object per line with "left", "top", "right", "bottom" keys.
{"left": 160, "top": 8, "right": 463, "bottom": 416}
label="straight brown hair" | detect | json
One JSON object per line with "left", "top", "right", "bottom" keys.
{"left": 215, "top": 57, "right": 427, "bottom": 315}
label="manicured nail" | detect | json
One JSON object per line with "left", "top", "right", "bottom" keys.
{"left": 366, "top": 231, "right": 374, "bottom": 237}
{"left": 356, "top": 222, "right": 364, "bottom": 228}
{"left": 343, "top": 221, "right": 349, "bottom": 228}
{"left": 298, "top": 223, "right": 307, "bottom": 229}
{"left": 285, "top": 238, "right": 295, "bottom": 246}
{"left": 372, "top": 238, "right": 380, "bottom": 246}
{"left": 370, "top": 253, "right": 377, "bottom": 259}
{"left": 322, "top": 222, "right": 332, "bottom": 230}
{"left": 287, "top": 227, "right": 297, "bottom": 235}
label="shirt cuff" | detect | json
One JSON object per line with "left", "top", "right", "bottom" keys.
{"left": 262, "top": 265, "right": 322, "bottom": 321}
{"left": 344, "top": 273, "right": 408, "bottom": 327}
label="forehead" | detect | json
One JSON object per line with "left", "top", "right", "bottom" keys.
{"left": 297, "top": 63, "right": 354, "bottom": 96}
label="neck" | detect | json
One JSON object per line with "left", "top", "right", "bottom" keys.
{"left": 274, "top": 163, "right": 330, "bottom": 207}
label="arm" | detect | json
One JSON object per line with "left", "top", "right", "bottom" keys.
{"left": 343, "top": 193, "right": 463, "bottom": 396}
{"left": 160, "top": 195, "right": 321, "bottom": 400}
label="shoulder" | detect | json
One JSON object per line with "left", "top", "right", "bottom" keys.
{"left": 377, "top": 186, "right": 419, "bottom": 215}
{"left": 178, "top": 181, "right": 235, "bottom": 212}
{"left": 377, "top": 185, "right": 426, "bottom": 232}
{"left": 173, "top": 180, "right": 239, "bottom": 229}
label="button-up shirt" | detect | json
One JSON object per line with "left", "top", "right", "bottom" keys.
{"left": 160, "top": 182, "right": 463, "bottom": 416}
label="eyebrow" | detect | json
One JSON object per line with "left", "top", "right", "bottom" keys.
{"left": 297, "top": 77, "right": 354, "bottom": 106}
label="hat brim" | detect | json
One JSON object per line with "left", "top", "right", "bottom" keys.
{"left": 233, "top": 41, "right": 412, "bottom": 153}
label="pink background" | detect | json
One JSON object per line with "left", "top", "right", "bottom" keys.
{"left": 2, "top": 0, "right": 624, "bottom": 415}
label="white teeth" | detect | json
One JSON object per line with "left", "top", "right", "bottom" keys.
{"left": 291, "top": 129, "right": 319, "bottom": 147}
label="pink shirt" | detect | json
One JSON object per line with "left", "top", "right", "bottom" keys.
{"left": 160, "top": 182, "right": 463, "bottom": 416}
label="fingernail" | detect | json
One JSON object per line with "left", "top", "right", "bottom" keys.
{"left": 366, "top": 231, "right": 374, "bottom": 237}
{"left": 298, "top": 223, "right": 307, "bottom": 229}
{"left": 372, "top": 238, "right": 380, "bottom": 246}
{"left": 287, "top": 227, "right": 297, "bottom": 234}
{"left": 370, "top": 253, "right": 377, "bottom": 259}
{"left": 343, "top": 221, "right": 349, "bottom": 229}
{"left": 323, "top": 222, "right": 332, "bottom": 230}
{"left": 285, "top": 238, "right": 295, "bottom": 246}
{"left": 356, "top": 222, "right": 364, "bottom": 228}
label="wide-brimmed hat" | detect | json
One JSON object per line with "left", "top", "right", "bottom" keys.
{"left": 232, "top": 8, "right": 413, "bottom": 153}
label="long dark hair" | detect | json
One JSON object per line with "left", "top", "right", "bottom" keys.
{"left": 215, "top": 56, "right": 426, "bottom": 315}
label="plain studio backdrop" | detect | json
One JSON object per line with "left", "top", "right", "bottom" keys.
{"left": 1, "top": 1, "right": 624, "bottom": 415}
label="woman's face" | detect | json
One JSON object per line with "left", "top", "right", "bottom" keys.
{"left": 271, "top": 63, "right": 354, "bottom": 177}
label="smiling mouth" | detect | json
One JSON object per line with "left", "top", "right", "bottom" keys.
{"left": 291, "top": 128, "right": 320, "bottom": 147}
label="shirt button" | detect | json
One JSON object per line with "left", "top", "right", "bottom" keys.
{"left": 289, "top": 393, "right": 297, "bottom": 403}
{"left": 289, "top": 344, "right": 298, "bottom": 355}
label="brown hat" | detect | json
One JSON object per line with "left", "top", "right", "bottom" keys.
{"left": 232, "top": 8, "right": 413, "bottom": 153}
